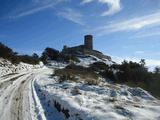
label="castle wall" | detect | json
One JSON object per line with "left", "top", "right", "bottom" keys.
{"left": 62, "top": 45, "right": 86, "bottom": 54}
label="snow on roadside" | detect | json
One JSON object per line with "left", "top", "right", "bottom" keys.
{"left": 0, "top": 58, "right": 44, "bottom": 77}
{"left": 34, "top": 68, "right": 160, "bottom": 120}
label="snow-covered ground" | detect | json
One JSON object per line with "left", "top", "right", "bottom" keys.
{"left": 35, "top": 68, "right": 160, "bottom": 120}
{"left": 0, "top": 58, "right": 44, "bottom": 77}
{"left": 0, "top": 57, "right": 160, "bottom": 120}
{"left": 77, "top": 55, "right": 113, "bottom": 67}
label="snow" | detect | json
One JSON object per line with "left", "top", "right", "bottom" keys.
{"left": 77, "top": 55, "right": 113, "bottom": 67}
{"left": 34, "top": 67, "right": 160, "bottom": 120}
{"left": 0, "top": 57, "right": 160, "bottom": 120}
{"left": 0, "top": 58, "right": 44, "bottom": 77}
{"left": 46, "top": 60, "right": 67, "bottom": 69}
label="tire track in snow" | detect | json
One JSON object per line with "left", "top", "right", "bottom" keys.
{"left": 29, "top": 75, "right": 47, "bottom": 120}
{"left": 0, "top": 74, "right": 25, "bottom": 90}
{"left": 0, "top": 73, "right": 31, "bottom": 120}
{"left": 0, "top": 69, "right": 50, "bottom": 120}
{"left": 10, "top": 75, "right": 31, "bottom": 120}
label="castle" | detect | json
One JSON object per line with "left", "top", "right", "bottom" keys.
{"left": 62, "top": 35, "right": 111, "bottom": 60}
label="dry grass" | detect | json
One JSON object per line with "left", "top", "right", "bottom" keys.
{"left": 54, "top": 64, "right": 101, "bottom": 85}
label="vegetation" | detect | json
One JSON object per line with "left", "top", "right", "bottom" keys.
{"left": 99, "top": 60, "right": 160, "bottom": 98}
{"left": 19, "top": 55, "right": 40, "bottom": 65}
{"left": 41, "top": 47, "right": 80, "bottom": 64}
{"left": 89, "top": 62, "right": 109, "bottom": 72}
{"left": 0, "top": 42, "right": 40, "bottom": 65}
{"left": 54, "top": 60, "right": 159, "bottom": 98}
{"left": 44, "top": 47, "right": 59, "bottom": 60}
{"left": 89, "top": 62, "right": 116, "bottom": 82}
{"left": 0, "top": 42, "right": 80, "bottom": 65}
{"left": 54, "top": 60, "right": 160, "bottom": 98}
{"left": 54, "top": 63, "right": 100, "bottom": 85}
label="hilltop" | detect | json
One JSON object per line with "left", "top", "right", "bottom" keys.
{"left": 0, "top": 42, "right": 160, "bottom": 120}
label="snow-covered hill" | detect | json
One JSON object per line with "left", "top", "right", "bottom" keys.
{"left": 0, "top": 56, "right": 160, "bottom": 120}
{"left": 36, "top": 56, "right": 160, "bottom": 120}
{"left": 35, "top": 67, "right": 160, "bottom": 120}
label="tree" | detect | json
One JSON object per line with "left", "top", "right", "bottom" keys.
{"left": 19, "top": 55, "right": 40, "bottom": 65}
{"left": 44, "top": 47, "right": 59, "bottom": 60}
{"left": 32, "top": 53, "right": 39, "bottom": 58}
{"left": 40, "top": 52, "right": 48, "bottom": 64}
{"left": 140, "top": 59, "right": 145, "bottom": 67}
{"left": 154, "top": 67, "right": 160, "bottom": 74}
{"left": 0, "top": 42, "right": 14, "bottom": 58}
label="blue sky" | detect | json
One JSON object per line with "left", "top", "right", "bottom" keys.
{"left": 1, "top": 0, "right": 160, "bottom": 68}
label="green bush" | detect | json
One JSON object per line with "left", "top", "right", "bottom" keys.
{"left": 9, "top": 55, "right": 21, "bottom": 64}
{"left": 104, "top": 60, "right": 160, "bottom": 99}
{"left": 0, "top": 42, "right": 15, "bottom": 59}
{"left": 19, "top": 55, "right": 40, "bottom": 65}
{"left": 0, "top": 42, "right": 40, "bottom": 65}
{"left": 57, "top": 52, "right": 70, "bottom": 63}
{"left": 44, "top": 47, "right": 59, "bottom": 60}
{"left": 100, "top": 69, "right": 116, "bottom": 82}
{"left": 110, "top": 60, "right": 149, "bottom": 83}
{"left": 40, "top": 52, "right": 48, "bottom": 64}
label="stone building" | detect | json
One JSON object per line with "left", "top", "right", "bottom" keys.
{"left": 63, "top": 35, "right": 93, "bottom": 52}
{"left": 62, "top": 35, "right": 111, "bottom": 60}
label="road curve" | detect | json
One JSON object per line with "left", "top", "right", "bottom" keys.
{"left": 0, "top": 69, "right": 49, "bottom": 120}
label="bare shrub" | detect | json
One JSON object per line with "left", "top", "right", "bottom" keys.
{"left": 54, "top": 100, "right": 70, "bottom": 118}
{"left": 54, "top": 64, "right": 101, "bottom": 85}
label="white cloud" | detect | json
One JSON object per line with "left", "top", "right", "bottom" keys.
{"left": 57, "top": 8, "right": 85, "bottom": 25}
{"left": 91, "top": 11, "right": 160, "bottom": 36}
{"left": 133, "top": 31, "right": 160, "bottom": 38}
{"left": 10, "top": 4, "right": 54, "bottom": 19}
{"left": 81, "top": 0, "right": 122, "bottom": 16}
{"left": 135, "top": 51, "right": 144, "bottom": 54}
{"left": 99, "top": 0, "right": 122, "bottom": 16}
{"left": 81, "top": 0, "right": 94, "bottom": 4}
{"left": 10, "top": 0, "right": 68, "bottom": 19}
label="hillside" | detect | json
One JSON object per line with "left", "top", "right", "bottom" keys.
{"left": 0, "top": 53, "right": 160, "bottom": 120}
{"left": 36, "top": 54, "right": 160, "bottom": 120}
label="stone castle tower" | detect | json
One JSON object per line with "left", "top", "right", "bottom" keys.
{"left": 84, "top": 35, "right": 93, "bottom": 50}
{"left": 62, "top": 35, "right": 111, "bottom": 60}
